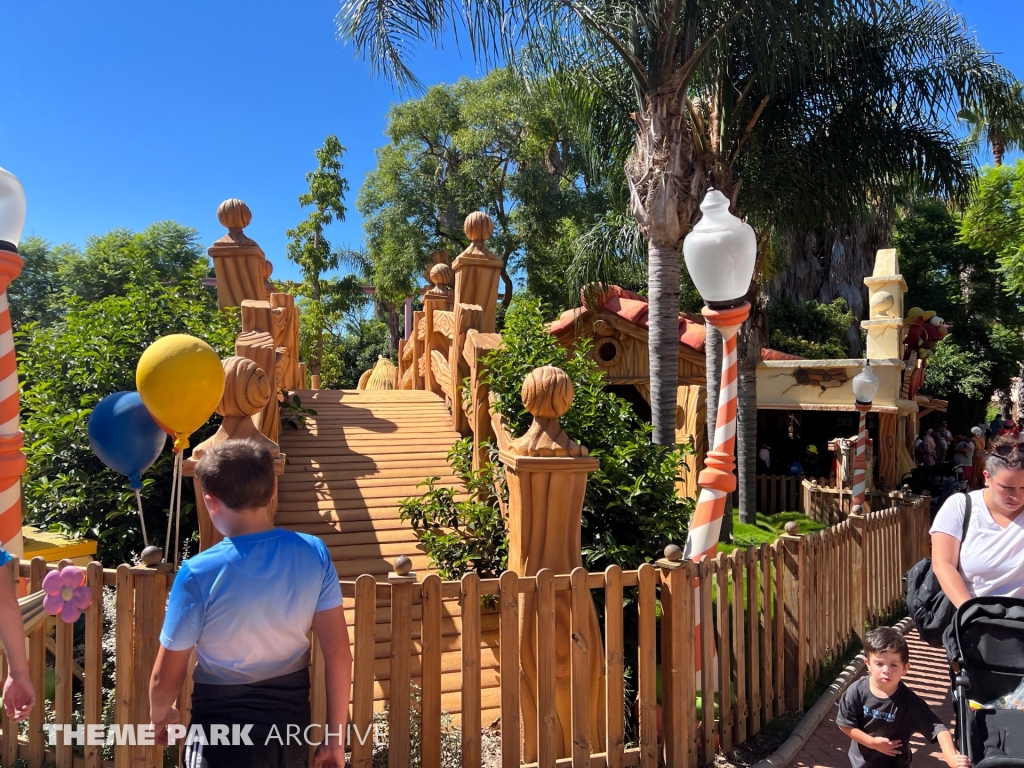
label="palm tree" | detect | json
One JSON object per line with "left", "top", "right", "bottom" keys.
{"left": 960, "top": 80, "right": 1024, "bottom": 166}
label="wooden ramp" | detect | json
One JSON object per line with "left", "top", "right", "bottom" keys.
{"left": 276, "top": 389, "right": 467, "bottom": 579}
{"left": 276, "top": 389, "right": 501, "bottom": 724}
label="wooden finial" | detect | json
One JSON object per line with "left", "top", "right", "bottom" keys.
{"left": 464, "top": 211, "right": 494, "bottom": 243}
{"left": 217, "top": 199, "right": 252, "bottom": 234}
{"left": 664, "top": 543, "right": 683, "bottom": 562}
{"left": 850, "top": 504, "right": 864, "bottom": 516}
{"left": 428, "top": 262, "right": 454, "bottom": 295}
{"left": 393, "top": 555, "right": 413, "bottom": 577}
{"left": 521, "top": 365, "right": 574, "bottom": 420}
{"left": 784, "top": 521, "right": 800, "bottom": 535}
{"left": 141, "top": 546, "right": 163, "bottom": 566}
{"left": 512, "top": 366, "right": 585, "bottom": 457}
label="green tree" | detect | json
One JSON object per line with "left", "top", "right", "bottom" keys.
{"left": 767, "top": 299, "right": 856, "bottom": 360}
{"left": 18, "top": 265, "right": 238, "bottom": 565}
{"left": 895, "top": 199, "right": 1024, "bottom": 431}
{"left": 9, "top": 236, "right": 62, "bottom": 329}
{"left": 961, "top": 161, "right": 1024, "bottom": 295}
{"left": 358, "top": 69, "right": 608, "bottom": 316}
{"left": 960, "top": 81, "right": 1024, "bottom": 167}
{"left": 286, "top": 135, "right": 351, "bottom": 381}
{"left": 56, "top": 221, "right": 208, "bottom": 304}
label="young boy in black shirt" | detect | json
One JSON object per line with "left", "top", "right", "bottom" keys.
{"left": 837, "top": 627, "right": 969, "bottom": 768}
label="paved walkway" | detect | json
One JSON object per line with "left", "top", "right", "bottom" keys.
{"left": 792, "top": 630, "right": 955, "bottom": 768}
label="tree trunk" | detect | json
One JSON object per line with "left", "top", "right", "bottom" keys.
{"left": 705, "top": 325, "right": 732, "bottom": 541}
{"left": 648, "top": 243, "right": 682, "bottom": 445}
{"left": 500, "top": 266, "right": 514, "bottom": 311}
{"left": 311, "top": 274, "right": 322, "bottom": 377}
{"left": 736, "top": 290, "right": 766, "bottom": 524}
{"left": 992, "top": 137, "right": 1005, "bottom": 166}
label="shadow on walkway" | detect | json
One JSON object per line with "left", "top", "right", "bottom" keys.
{"left": 793, "top": 630, "right": 954, "bottom": 768}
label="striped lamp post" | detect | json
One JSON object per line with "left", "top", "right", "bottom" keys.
{"left": 0, "top": 168, "right": 26, "bottom": 558}
{"left": 681, "top": 189, "right": 757, "bottom": 681}
{"left": 850, "top": 364, "right": 880, "bottom": 510}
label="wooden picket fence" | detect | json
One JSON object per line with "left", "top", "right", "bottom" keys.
{"left": 755, "top": 474, "right": 830, "bottom": 515}
{"left": 0, "top": 496, "right": 929, "bottom": 768}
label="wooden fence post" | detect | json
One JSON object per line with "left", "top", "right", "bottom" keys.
{"left": 781, "top": 524, "right": 806, "bottom": 713}
{"left": 849, "top": 507, "right": 868, "bottom": 642}
{"left": 388, "top": 557, "right": 417, "bottom": 768}
{"left": 657, "top": 547, "right": 696, "bottom": 768}
{"left": 129, "top": 562, "right": 171, "bottom": 768}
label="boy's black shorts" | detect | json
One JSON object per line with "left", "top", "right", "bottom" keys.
{"left": 183, "top": 668, "right": 311, "bottom": 768}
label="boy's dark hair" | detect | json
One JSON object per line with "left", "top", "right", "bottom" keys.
{"left": 864, "top": 627, "right": 909, "bottom": 664}
{"left": 194, "top": 440, "right": 276, "bottom": 510}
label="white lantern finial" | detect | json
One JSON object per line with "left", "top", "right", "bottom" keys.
{"left": 852, "top": 363, "right": 880, "bottom": 406}
{"left": 682, "top": 189, "right": 757, "bottom": 306}
{"left": 0, "top": 167, "right": 26, "bottom": 252}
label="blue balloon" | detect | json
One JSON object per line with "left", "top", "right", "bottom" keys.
{"left": 88, "top": 391, "right": 166, "bottom": 489}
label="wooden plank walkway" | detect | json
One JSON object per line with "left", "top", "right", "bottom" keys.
{"left": 277, "top": 388, "right": 467, "bottom": 579}
{"left": 276, "top": 388, "right": 502, "bottom": 723}
{"left": 792, "top": 630, "right": 955, "bottom": 768}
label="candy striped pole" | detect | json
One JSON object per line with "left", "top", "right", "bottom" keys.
{"left": 0, "top": 248, "right": 25, "bottom": 558}
{"left": 850, "top": 407, "right": 869, "bottom": 509}
{"left": 683, "top": 302, "right": 751, "bottom": 682}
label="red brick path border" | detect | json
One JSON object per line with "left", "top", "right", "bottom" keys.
{"left": 791, "top": 630, "right": 954, "bottom": 768}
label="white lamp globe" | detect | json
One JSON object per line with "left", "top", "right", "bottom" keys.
{"left": 852, "top": 364, "right": 880, "bottom": 406}
{"left": 682, "top": 189, "right": 757, "bottom": 306}
{"left": 0, "top": 167, "right": 26, "bottom": 252}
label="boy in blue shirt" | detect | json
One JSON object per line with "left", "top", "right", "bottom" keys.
{"left": 149, "top": 440, "right": 351, "bottom": 768}
{"left": 0, "top": 543, "right": 35, "bottom": 722}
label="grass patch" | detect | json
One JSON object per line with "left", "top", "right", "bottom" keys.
{"left": 718, "top": 510, "right": 829, "bottom": 554}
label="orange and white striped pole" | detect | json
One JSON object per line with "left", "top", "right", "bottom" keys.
{"left": 0, "top": 247, "right": 25, "bottom": 558}
{"left": 682, "top": 301, "right": 751, "bottom": 682}
{"left": 850, "top": 407, "right": 869, "bottom": 509}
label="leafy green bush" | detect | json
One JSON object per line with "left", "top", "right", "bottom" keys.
{"left": 485, "top": 296, "right": 692, "bottom": 571}
{"left": 767, "top": 297, "right": 855, "bottom": 359}
{"left": 18, "top": 271, "right": 238, "bottom": 565}
{"left": 399, "top": 438, "right": 508, "bottom": 580}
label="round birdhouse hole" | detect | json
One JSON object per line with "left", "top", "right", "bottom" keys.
{"left": 596, "top": 338, "right": 620, "bottom": 367}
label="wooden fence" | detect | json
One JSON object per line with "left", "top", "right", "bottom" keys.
{"left": 755, "top": 474, "right": 830, "bottom": 515}
{"left": 0, "top": 497, "right": 928, "bottom": 768}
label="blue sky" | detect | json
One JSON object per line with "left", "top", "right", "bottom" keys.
{"left": 0, "top": 0, "right": 1020, "bottom": 284}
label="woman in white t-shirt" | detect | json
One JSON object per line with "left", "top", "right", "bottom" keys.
{"left": 930, "top": 437, "right": 1024, "bottom": 605}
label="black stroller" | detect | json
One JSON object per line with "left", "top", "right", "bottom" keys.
{"left": 945, "top": 597, "right": 1024, "bottom": 767}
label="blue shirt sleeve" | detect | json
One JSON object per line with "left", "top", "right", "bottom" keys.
{"left": 0, "top": 546, "right": 11, "bottom": 568}
{"left": 159, "top": 565, "right": 205, "bottom": 651}
{"left": 315, "top": 540, "right": 343, "bottom": 613}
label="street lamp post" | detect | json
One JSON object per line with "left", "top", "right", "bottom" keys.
{"left": 850, "top": 364, "right": 880, "bottom": 510}
{"left": 0, "top": 167, "right": 27, "bottom": 557}
{"left": 681, "top": 189, "right": 757, "bottom": 563}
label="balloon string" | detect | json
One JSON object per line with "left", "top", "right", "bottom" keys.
{"left": 134, "top": 488, "right": 149, "bottom": 548}
{"left": 173, "top": 451, "right": 184, "bottom": 572}
{"left": 164, "top": 451, "right": 180, "bottom": 563}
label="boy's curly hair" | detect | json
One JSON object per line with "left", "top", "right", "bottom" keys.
{"left": 864, "top": 627, "right": 909, "bottom": 664}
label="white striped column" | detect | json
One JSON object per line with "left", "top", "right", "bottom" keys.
{"left": 851, "top": 409, "right": 869, "bottom": 509}
{"left": 0, "top": 249, "right": 25, "bottom": 558}
{"left": 683, "top": 302, "right": 751, "bottom": 681}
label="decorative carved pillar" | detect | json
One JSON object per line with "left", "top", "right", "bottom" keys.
{"left": 270, "top": 292, "right": 301, "bottom": 390}
{"left": 236, "top": 330, "right": 280, "bottom": 445}
{"left": 453, "top": 212, "right": 502, "bottom": 333}
{"left": 499, "top": 366, "right": 604, "bottom": 760}
{"left": 182, "top": 357, "right": 285, "bottom": 549}
{"left": 208, "top": 199, "right": 272, "bottom": 309}
{"left": 0, "top": 246, "right": 25, "bottom": 557}
{"left": 422, "top": 263, "right": 453, "bottom": 397}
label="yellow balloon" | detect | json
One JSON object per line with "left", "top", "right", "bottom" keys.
{"left": 136, "top": 334, "right": 225, "bottom": 450}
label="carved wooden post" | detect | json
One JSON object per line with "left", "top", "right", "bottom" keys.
{"left": 183, "top": 356, "right": 286, "bottom": 549}
{"left": 464, "top": 329, "right": 503, "bottom": 472}
{"left": 422, "top": 263, "right": 453, "bottom": 397}
{"left": 208, "top": 199, "right": 272, "bottom": 309}
{"left": 452, "top": 213, "right": 503, "bottom": 431}
{"left": 499, "top": 366, "right": 604, "bottom": 760}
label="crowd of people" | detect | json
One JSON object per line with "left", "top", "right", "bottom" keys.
{"left": 915, "top": 418, "right": 1005, "bottom": 488}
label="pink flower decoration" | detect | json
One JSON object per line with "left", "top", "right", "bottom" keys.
{"left": 42, "top": 567, "right": 92, "bottom": 623}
